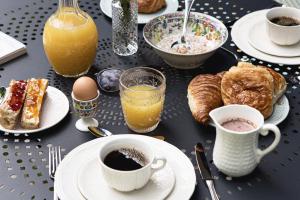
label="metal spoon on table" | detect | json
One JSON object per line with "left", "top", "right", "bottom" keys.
{"left": 88, "top": 126, "right": 165, "bottom": 141}
{"left": 220, "top": 46, "right": 253, "bottom": 63}
{"left": 171, "top": 0, "right": 196, "bottom": 49}
{"left": 88, "top": 126, "right": 113, "bottom": 137}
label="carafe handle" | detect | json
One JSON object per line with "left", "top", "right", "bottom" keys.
{"left": 256, "top": 124, "right": 281, "bottom": 163}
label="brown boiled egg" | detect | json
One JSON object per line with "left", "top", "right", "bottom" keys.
{"left": 73, "top": 76, "right": 98, "bottom": 101}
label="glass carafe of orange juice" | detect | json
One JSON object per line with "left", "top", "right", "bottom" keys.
{"left": 43, "top": 0, "right": 98, "bottom": 77}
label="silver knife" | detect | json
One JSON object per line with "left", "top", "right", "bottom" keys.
{"left": 194, "top": 143, "right": 220, "bottom": 200}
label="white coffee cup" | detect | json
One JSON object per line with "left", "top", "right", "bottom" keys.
{"left": 98, "top": 137, "right": 167, "bottom": 192}
{"left": 266, "top": 7, "right": 300, "bottom": 45}
{"left": 210, "top": 105, "right": 281, "bottom": 177}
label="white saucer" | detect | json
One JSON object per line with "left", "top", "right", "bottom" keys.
{"left": 0, "top": 86, "right": 69, "bottom": 134}
{"left": 209, "top": 95, "right": 289, "bottom": 126}
{"left": 55, "top": 135, "right": 196, "bottom": 200}
{"left": 248, "top": 20, "right": 300, "bottom": 57}
{"left": 77, "top": 158, "right": 176, "bottom": 200}
{"left": 100, "top": 0, "right": 179, "bottom": 24}
{"left": 232, "top": 9, "right": 300, "bottom": 65}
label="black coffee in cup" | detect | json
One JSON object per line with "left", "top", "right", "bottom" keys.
{"left": 104, "top": 148, "right": 148, "bottom": 171}
{"left": 270, "top": 16, "right": 300, "bottom": 26}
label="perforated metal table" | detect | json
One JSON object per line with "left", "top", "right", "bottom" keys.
{"left": 0, "top": 0, "right": 299, "bottom": 199}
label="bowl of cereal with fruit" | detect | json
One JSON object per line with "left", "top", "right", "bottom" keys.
{"left": 143, "top": 12, "right": 228, "bottom": 69}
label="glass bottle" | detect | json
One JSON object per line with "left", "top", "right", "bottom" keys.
{"left": 112, "top": 0, "right": 138, "bottom": 56}
{"left": 43, "top": 0, "right": 98, "bottom": 77}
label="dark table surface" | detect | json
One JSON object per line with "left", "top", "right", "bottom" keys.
{"left": 1, "top": 0, "right": 300, "bottom": 199}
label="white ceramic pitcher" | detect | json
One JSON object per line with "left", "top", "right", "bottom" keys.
{"left": 209, "top": 105, "right": 281, "bottom": 177}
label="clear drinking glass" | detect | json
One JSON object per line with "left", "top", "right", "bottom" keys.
{"left": 112, "top": 0, "right": 138, "bottom": 56}
{"left": 119, "top": 67, "right": 166, "bottom": 133}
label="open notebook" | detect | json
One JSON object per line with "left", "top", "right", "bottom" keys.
{"left": 0, "top": 31, "right": 26, "bottom": 65}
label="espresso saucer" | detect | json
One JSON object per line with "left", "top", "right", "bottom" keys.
{"left": 248, "top": 19, "right": 300, "bottom": 57}
{"left": 231, "top": 9, "right": 300, "bottom": 65}
{"left": 55, "top": 135, "right": 196, "bottom": 200}
{"left": 77, "top": 157, "right": 175, "bottom": 200}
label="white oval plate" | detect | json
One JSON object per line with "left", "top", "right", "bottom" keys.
{"left": 55, "top": 135, "right": 196, "bottom": 200}
{"left": 209, "top": 95, "right": 289, "bottom": 126}
{"left": 0, "top": 86, "right": 69, "bottom": 134}
{"left": 231, "top": 9, "right": 300, "bottom": 65}
{"left": 100, "top": 0, "right": 179, "bottom": 24}
{"left": 248, "top": 20, "right": 300, "bottom": 57}
{"left": 78, "top": 158, "right": 175, "bottom": 200}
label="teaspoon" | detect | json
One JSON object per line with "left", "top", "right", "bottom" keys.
{"left": 88, "top": 126, "right": 113, "bottom": 137}
{"left": 171, "top": 0, "right": 196, "bottom": 49}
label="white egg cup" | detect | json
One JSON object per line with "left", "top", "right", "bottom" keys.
{"left": 71, "top": 91, "right": 100, "bottom": 132}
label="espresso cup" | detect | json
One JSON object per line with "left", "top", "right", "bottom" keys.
{"left": 209, "top": 105, "right": 281, "bottom": 177}
{"left": 98, "top": 137, "right": 167, "bottom": 192}
{"left": 266, "top": 7, "right": 300, "bottom": 45}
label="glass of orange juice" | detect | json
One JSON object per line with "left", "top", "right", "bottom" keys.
{"left": 120, "top": 67, "right": 166, "bottom": 133}
{"left": 43, "top": 0, "right": 98, "bottom": 77}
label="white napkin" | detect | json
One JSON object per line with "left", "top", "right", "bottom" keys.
{"left": 0, "top": 31, "right": 26, "bottom": 65}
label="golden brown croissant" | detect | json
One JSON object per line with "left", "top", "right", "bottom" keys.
{"left": 263, "top": 67, "right": 287, "bottom": 103}
{"left": 188, "top": 74, "right": 223, "bottom": 124}
{"left": 138, "top": 0, "right": 166, "bottom": 13}
{"left": 238, "top": 62, "right": 287, "bottom": 103}
{"left": 221, "top": 66, "right": 274, "bottom": 119}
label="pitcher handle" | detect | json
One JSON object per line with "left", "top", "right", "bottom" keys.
{"left": 256, "top": 124, "right": 281, "bottom": 163}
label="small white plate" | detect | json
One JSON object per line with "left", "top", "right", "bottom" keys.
{"left": 209, "top": 95, "right": 289, "bottom": 126}
{"left": 55, "top": 135, "right": 196, "bottom": 200}
{"left": 100, "top": 0, "right": 179, "bottom": 24}
{"left": 248, "top": 20, "right": 300, "bottom": 57}
{"left": 231, "top": 9, "right": 300, "bottom": 65}
{"left": 77, "top": 158, "right": 176, "bottom": 200}
{"left": 0, "top": 86, "right": 69, "bottom": 134}
{"left": 264, "top": 95, "right": 290, "bottom": 125}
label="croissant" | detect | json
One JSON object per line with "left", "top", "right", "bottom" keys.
{"left": 263, "top": 67, "right": 287, "bottom": 103}
{"left": 138, "top": 0, "right": 166, "bottom": 14}
{"left": 187, "top": 74, "right": 223, "bottom": 124}
{"left": 221, "top": 66, "right": 274, "bottom": 118}
{"left": 237, "top": 62, "right": 287, "bottom": 103}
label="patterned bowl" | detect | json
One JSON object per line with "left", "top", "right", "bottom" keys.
{"left": 143, "top": 12, "right": 228, "bottom": 69}
{"left": 71, "top": 90, "right": 100, "bottom": 118}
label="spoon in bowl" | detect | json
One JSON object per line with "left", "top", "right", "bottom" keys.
{"left": 170, "top": 0, "right": 196, "bottom": 50}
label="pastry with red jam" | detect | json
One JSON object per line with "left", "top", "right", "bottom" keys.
{"left": 21, "top": 78, "right": 48, "bottom": 129}
{"left": 0, "top": 80, "right": 27, "bottom": 129}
